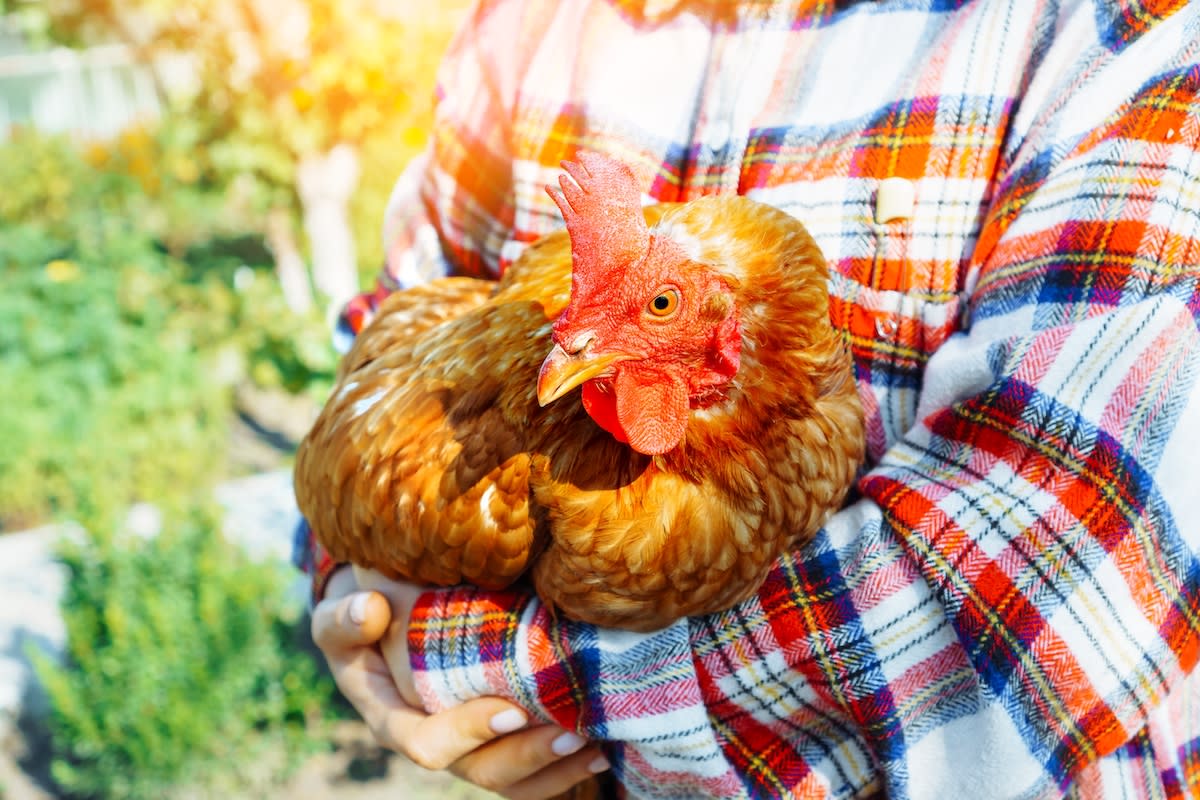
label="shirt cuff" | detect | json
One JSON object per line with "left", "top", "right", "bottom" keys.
{"left": 407, "top": 585, "right": 556, "bottom": 719}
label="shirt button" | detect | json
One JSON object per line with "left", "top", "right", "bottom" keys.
{"left": 875, "top": 316, "right": 899, "bottom": 338}
{"left": 876, "top": 177, "right": 915, "bottom": 223}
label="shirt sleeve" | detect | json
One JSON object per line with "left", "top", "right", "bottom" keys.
{"left": 338, "top": 0, "right": 521, "bottom": 332}
{"left": 408, "top": 17, "right": 1200, "bottom": 800}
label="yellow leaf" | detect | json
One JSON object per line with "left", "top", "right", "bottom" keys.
{"left": 291, "top": 87, "right": 314, "bottom": 112}
{"left": 46, "top": 259, "right": 81, "bottom": 283}
{"left": 401, "top": 125, "right": 428, "bottom": 151}
{"left": 83, "top": 142, "right": 111, "bottom": 169}
{"left": 172, "top": 156, "right": 200, "bottom": 184}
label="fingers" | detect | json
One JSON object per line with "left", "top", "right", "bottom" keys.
{"left": 311, "top": 588, "right": 391, "bottom": 653}
{"left": 372, "top": 696, "right": 527, "bottom": 769}
{"left": 502, "top": 748, "right": 610, "bottom": 800}
{"left": 309, "top": 580, "right": 411, "bottom": 745}
{"left": 352, "top": 569, "right": 427, "bottom": 707}
{"left": 449, "top": 724, "right": 611, "bottom": 800}
{"left": 305, "top": 569, "right": 614, "bottom": 799}
{"left": 313, "top": 591, "right": 534, "bottom": 770}
{"left": 352, "top": 566, "right": 425, "bottom": 630}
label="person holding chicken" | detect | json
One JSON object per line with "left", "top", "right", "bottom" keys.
{"left": 297, "top": 1, "right": 1200, "bottom": 798}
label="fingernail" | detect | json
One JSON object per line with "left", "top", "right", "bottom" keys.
{"left": 489, "top": 708, "right": 527, "bottom": 734}
{"left": 348, "top": 593, "right": 369, "bottom": 626}
{"left": 551, "top": 731, "right": 587, "bottom": 756}
{"left": 588, "top": 754, "right": 611, "bottom": 773}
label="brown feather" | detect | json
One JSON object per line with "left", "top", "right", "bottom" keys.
{"left": 295, "top": 198, "right": 864, "bottom": 631}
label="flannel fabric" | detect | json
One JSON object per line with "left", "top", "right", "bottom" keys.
{"left": 303, "top": 1, "right": 1200, "bottom": 796}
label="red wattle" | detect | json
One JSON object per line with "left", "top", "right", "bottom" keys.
{"left": 581, "top": 381, "right": 628, "bottom": 443}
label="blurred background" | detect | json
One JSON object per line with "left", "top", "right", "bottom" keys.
{"left": 0, "top": 1, "right": 492, "bottom": 797}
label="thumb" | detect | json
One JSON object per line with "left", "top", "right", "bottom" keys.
{"left": 311, "top": 590, "right": 392, "bottom": 654}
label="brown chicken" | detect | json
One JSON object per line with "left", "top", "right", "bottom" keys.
{"left": 294, "top": 152, "right": 864, "bottom": 632}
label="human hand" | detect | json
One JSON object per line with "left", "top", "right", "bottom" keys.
{"left": 310, "top": 566, "right": 610, "bottom": 799}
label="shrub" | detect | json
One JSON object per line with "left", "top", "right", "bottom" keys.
{"left": 33, "top": 508, "right": 334, "bottom": 799}
{"left": 0, "top": 223, "right": 230, "bottom": 529}
{"left": 0, "top": 130, "right": 335, "bottom": 530}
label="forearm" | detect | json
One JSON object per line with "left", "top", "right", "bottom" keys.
{"left": 404, "top": 501, "right": 971, "bottom": 799}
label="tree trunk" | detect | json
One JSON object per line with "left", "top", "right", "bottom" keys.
{"left": 297, "top": 143, "right": 361, "bottom": 319}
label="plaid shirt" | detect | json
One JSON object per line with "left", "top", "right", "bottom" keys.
{"left": 302, "top": 1, "right": 1200, "bottom": 796}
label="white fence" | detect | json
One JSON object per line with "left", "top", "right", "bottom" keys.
{"left": 0, "top": 43, "right": 162, "bottom": 139}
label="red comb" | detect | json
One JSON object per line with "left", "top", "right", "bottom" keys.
{"left": 546, "top": 152, "right": 649, "bottom": 293}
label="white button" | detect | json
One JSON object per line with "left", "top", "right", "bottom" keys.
{"left": 876, "top": 178, "right": 915, "bottom": 223}
{"left": 875, "top": 317, "right": 899, "bottom": 338}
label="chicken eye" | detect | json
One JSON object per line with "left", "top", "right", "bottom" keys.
{"left": 646, "top": 289, "right": 680, "bottom": 318}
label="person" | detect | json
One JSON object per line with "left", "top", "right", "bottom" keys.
{"left": 296, "top": 1, "right": 1200, "bottom": 797}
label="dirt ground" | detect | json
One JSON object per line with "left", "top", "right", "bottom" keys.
{"left": 278, "top": 723, "right": 494, "bottom": 800}
{"left": 0, "top": 718, "right": 494, "bottom": 800}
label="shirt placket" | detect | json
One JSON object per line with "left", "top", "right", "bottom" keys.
{"left": 689, "top": 13, "right": 777, "bottom": 197}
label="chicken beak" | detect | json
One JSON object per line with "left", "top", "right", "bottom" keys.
{"left": 537, "top": 344, "right": 629, "bottom": 407}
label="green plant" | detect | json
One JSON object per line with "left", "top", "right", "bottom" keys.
{"left": 37, "top": 1, "right": 473, "bottom": 299}
{"left": 33, "top": 508, "right": 335, "bottom": 799}
{"left": 0, "top": 228, "right": 228, "bottom": 528}
{"left": 41, "top": 0, "right": 467, "bottom": 207}
{"left": 0, "top": 130, "right": 335, "bottom": 530}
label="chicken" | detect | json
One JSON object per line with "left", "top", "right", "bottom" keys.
{"left": 294, "top": 152, "right": 865, "bottom": 632}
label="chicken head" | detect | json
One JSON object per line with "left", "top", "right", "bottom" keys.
{"left": 539, "top": 152, "right": 743, "bottom": 456}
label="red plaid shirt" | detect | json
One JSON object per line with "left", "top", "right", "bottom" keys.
{"left": 302, "top": 1, "right": 1200, "bottom": 796}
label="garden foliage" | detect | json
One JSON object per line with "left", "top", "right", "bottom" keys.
{"left": 0, "top": 3, "right": 474, "bottom": 795}
{"left": 33, "top": 509, "right": 332, "bottom": 799}
{"left": 0, "top": 128, "right": 338, "bottom": 795}
{"left": 0, "top": 128, "right": 336, "bottom": 530}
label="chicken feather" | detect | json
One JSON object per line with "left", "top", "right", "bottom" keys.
{"left": 296, "top": 172, "right": 865, "bottom": 632}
